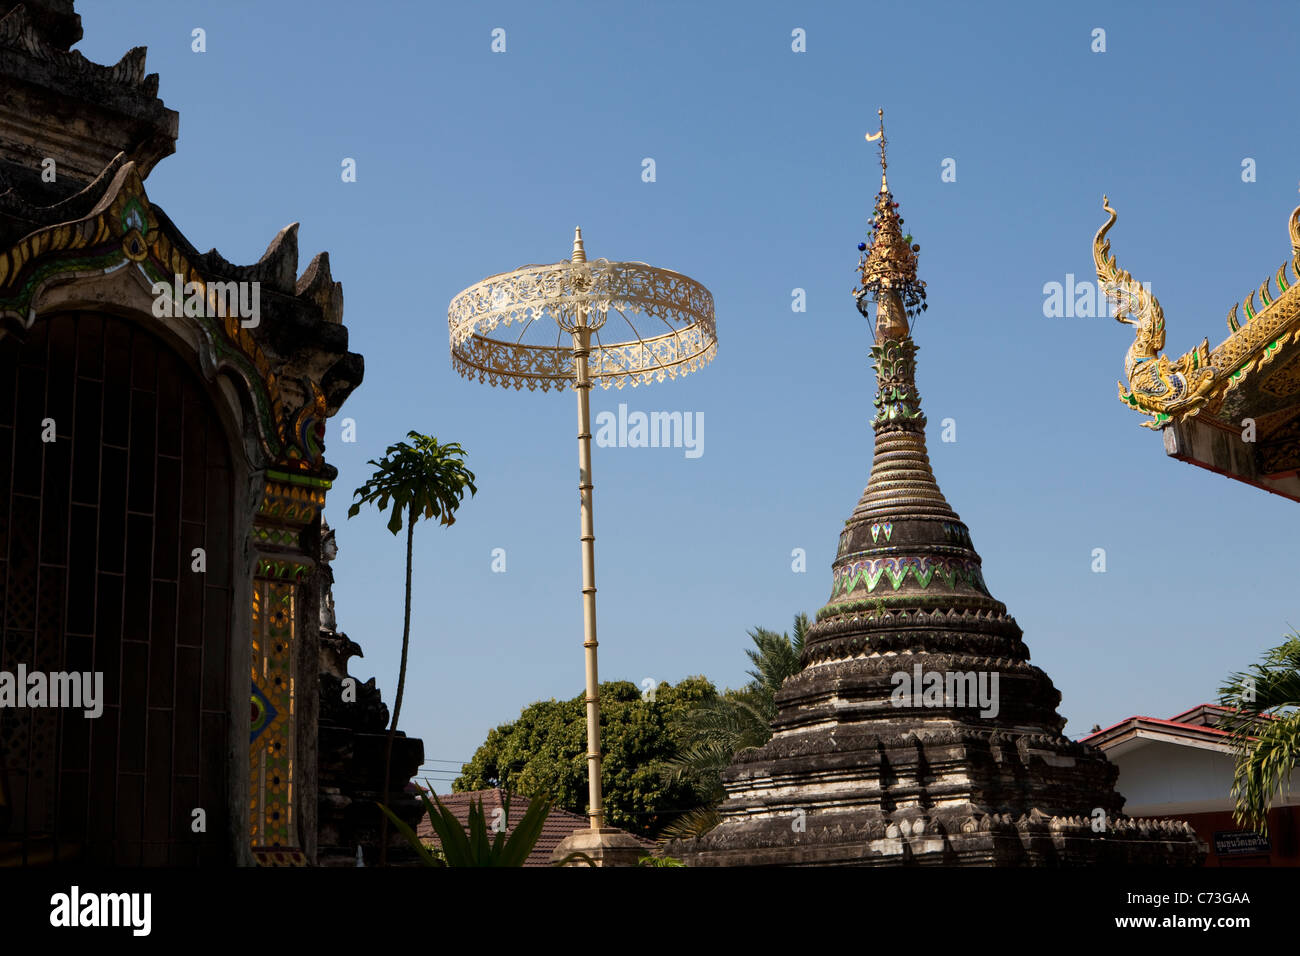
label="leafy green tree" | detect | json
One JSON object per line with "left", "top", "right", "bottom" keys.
{"left": 661, "top": 613, "right": 809, "bottom": 839}
{"left": 1219, "top": 630, "right": 1300, "bottom": 834}
{"left": 456, "top": 677, "right": 718, "bottom": 838}
{"left": 348, "top": 431, "right": 477, "bottom": 864}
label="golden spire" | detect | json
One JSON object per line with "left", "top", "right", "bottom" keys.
{"left": 855, "top": 109, "right": 926, "bottom": 330}
{"left": 571, "top": 226, "right": 586, "bottom": 263}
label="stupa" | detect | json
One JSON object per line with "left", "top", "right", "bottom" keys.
{"left": 676, "top": 114, "right": 1203, "bottom": 866}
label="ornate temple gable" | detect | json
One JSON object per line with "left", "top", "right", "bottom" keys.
{"left": 0, "top": 151, "right": 362, "bottom": 864}
{"left": 0, "top": 2, "right": 178, "bottom": 193}
{"left": 0, "top": 0, "right": 391, "bottom": 867}
{"left": 0, "top": 156, "right": 360, "bottom": 476}
{"left": 1096, "top": 199, "right": 1300, "bottom": 498}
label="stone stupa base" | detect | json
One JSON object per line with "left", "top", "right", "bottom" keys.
{"left": 681, "top": 809, "right": 1205, "bottom": 867}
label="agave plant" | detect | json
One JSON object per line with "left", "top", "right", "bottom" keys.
{"left": 378, "top": 787, "right": 552, "bottom": 867}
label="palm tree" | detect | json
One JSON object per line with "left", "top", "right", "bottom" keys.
{"left": 348, "top": 431, "right": 476, "bottom": 864}
{"left": 660, "top": 613, "right": 809, "bottom": 839}
{"left": 743, "top": 614, "right": 808, "bottom": 710}
{"left": 1218, "top": 630, "right": 1300, "bottom": 835}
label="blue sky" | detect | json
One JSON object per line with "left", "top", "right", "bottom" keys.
{"left": 82, "top": 1, "right": 1300, "bottom": 787}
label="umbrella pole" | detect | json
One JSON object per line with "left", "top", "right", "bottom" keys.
{"left": 572, "top": 312, "right": 605, "bottom": 831}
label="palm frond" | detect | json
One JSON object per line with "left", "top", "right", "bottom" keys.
{"left": 744, "top": 628, "right": 800, "bottom": 695}
{"left": 661, "top": 740, "right": 737, "bottom": 785}
{"left": 792, "top": 612, "right": 810, "bottom": 658}
{"left": 1218, "top": 630, "right": 1300, "bottom": 835}
{"left": 675, "top": 693, "right": 772, "bottom": 750}
{"left": 656, "top": 806, "right": 721, "bottom": 841}
{"left": 1227, "top": 709, "right": 1300, "bottom": 834}
{"left": 743, "top": 615, "right": 809, "bottom": 697}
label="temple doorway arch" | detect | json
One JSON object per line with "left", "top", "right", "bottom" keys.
{"left": 0, "top": 310, "right": 235, "bottom": 864}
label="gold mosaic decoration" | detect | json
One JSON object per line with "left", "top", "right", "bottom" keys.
{"left": 258, "top": 476, "right": 327, "bottom": 526}
{"left": 248, "top": 472, "right": 318, "bottom": 858}
{"left": 250, "top": 579, "right": 297, "bottom": 851}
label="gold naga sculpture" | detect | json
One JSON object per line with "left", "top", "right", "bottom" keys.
{"left": 1093, "top": 197, "right": 1214, "bottom": 427}
{"left": 1095, "top": 197, "right": 1300, "bottom": 429}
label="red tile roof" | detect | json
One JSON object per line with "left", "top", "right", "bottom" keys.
{"left": 413, "top": 789, "right": 654, "bottom": 867}
{"left": 1082, "top": 704, "right": 1269, "bottom": 748}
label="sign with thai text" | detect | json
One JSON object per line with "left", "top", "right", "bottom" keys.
{"left": 1212, "top": 830, "right": 1270, "bottom": 855}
